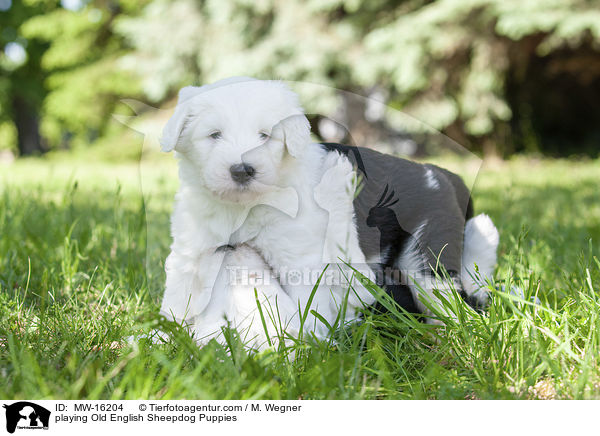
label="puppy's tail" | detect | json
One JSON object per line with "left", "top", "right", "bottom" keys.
{"left": 461, "top": 214, "right": 499, "bottom": 305}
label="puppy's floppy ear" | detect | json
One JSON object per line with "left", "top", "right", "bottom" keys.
{"left": 272, "top": 114, "right": 311, "bottom": 158}
{"left": 160, "top": 86, "right": 203, "bottom": 152}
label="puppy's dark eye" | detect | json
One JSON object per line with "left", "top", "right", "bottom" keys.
{"left": 259, "top": 132, "right": 270, "bottom": 141}
{"left": 209, "top": 131, "right": 222, "bottom": 140}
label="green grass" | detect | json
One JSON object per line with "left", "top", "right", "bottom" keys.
{"left": 1, "top": 155, "right": 599, "bottom": 399}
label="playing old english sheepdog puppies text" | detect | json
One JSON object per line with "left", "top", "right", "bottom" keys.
{"left": 158, "top": 77, "right": 500, "bottom": 349}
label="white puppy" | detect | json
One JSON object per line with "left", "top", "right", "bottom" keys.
{"left": 159, "top": 77, "right": 374, "bottom": 348}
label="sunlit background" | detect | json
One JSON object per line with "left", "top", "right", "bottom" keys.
{"left": 1, "top": 0, "right": 599, "bottom": 161}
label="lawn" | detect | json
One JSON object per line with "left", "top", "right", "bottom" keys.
{"left": 1, "top": 154, "right": 599, "bottom": 399}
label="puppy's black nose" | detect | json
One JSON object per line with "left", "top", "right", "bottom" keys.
{"left": 229, "top": 163, "right": 256, "bottom": 184}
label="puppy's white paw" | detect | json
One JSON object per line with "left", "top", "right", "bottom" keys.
{"left": 314, "top": 153, "right": 356, "bottom": 209}
{"left": 470, "top": 288, "right": 491, "bottom": 308}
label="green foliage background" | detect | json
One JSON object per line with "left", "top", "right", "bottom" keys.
{"left": 1, "top": 0, "right": 599, "bottom": 156}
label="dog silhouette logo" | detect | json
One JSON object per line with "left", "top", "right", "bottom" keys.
{"left": 2, "top": 402, "right": 50, "bottom": 433}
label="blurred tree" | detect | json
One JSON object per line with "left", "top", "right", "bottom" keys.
{"left": 355, "top": 0, "right": 600, "bottom": 155}
{"left": 116, "top": 0, "right": 348, "bottom": 103}
{"left": 118, "top": 0, "right": 600, "bottom": 157}
{"left": 0, "top": 0, "right": 53, "bottom": 155}
{"left": 3, "top": 0, "right": 599, "bottom": 157}
{"left": 0, "top": 0, "right": 144, "bottom": 155}
{"left": 116, "top": 0, "right": 427, "bottom": 151}
{"left": 20, "top": 0, "right": 145, "bottom": 151}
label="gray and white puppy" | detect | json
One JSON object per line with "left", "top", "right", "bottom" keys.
{"left": 321, "top": 142, "right": 499, "bottom": 317}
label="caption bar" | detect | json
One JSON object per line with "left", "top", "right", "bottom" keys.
{"left": 0, "top": 400, "right": 594, "bottom": 435}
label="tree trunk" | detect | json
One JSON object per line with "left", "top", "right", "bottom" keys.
{"left": 12, "top": 96, "right": 44, "bottom": 156}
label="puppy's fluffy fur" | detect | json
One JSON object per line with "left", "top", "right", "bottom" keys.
{"left": 159, "top": 77, "right": 499, "bottom": 348}
{"left": 160, "top": 77, "right": 373, "bottom": 347}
